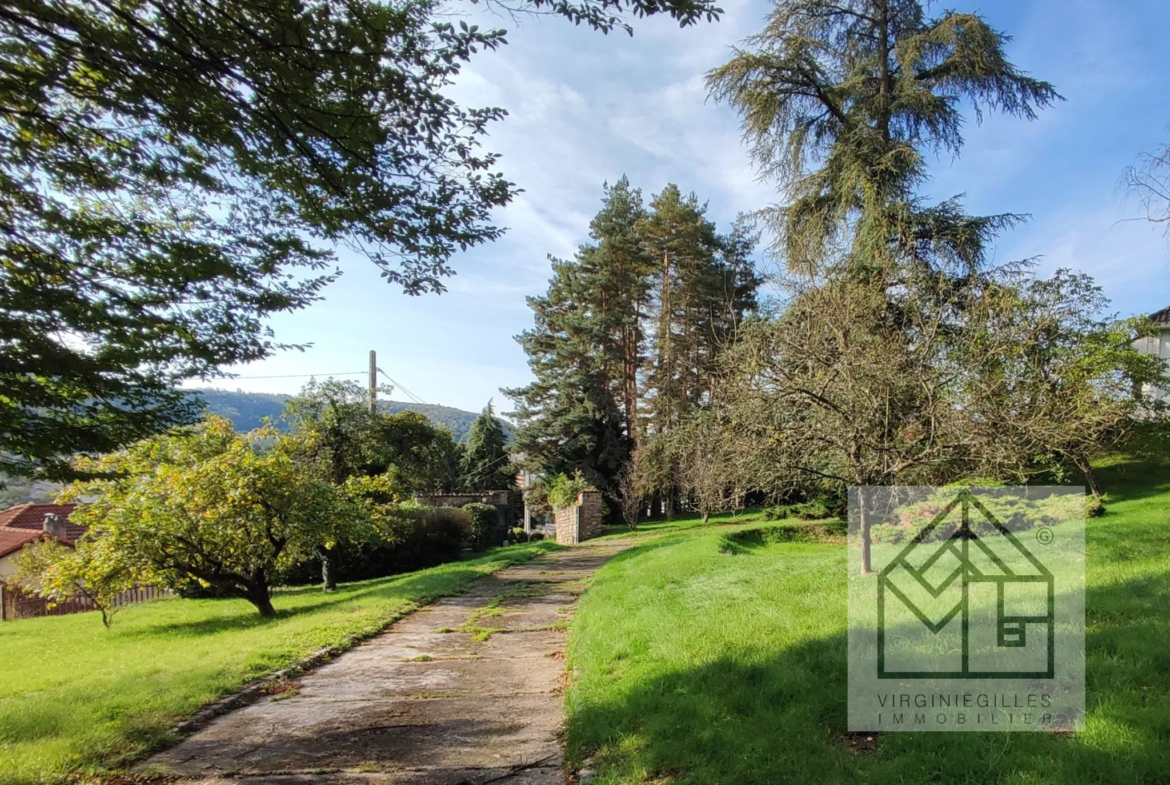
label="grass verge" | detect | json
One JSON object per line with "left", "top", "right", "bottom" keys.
{"left": 0, "top": 540, "right": 558, "bottom": 784}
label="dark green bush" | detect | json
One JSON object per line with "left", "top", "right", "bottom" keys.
{"left": 1085, "top": 494, "right": 1106, "bottom": 518}
{"left": 508, "top": 526, "right": 534, "bottom": 544}
{"left": 281, "top": 505, "right": 470, "bottom": 585}
{"left": 463, "top": 502, "right": 500, "bottom": 551}
{"left": 763, "top": 497, "right": 834, "bottom": 521}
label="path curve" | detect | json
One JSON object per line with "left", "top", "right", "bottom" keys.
{"left": 141, "top": 540, "right": 630, "bottom": 785}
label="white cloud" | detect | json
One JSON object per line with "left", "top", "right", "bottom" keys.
{"left": 213, "top": 0, "right": 1170, "bottom": 411}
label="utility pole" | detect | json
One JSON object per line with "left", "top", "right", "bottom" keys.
{"left": 368, "top": 350, "right": 377, "bottom": 414}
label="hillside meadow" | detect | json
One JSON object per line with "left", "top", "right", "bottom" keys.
{"left": 565, "top": 450, "right": 1170, "bottom": 784}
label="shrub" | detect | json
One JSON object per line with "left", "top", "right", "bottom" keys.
{"left": 545, "top": 471, "right": 594, "bottom": 510}
{"left": 763, "top": 498, "right": 834, "bottom": 521}
{"left": 1085, "top": 494, "right": 1107, "bottom": 518}
{"left": 868, "top": 522, "right": 907, "bottom": 545}
{"left": 463, "top": 502, "right": 500, "bottom": 551}
{"left": 281, "top": 505, "right": 470, "bottom": 585}
{"left": 524, "top": 480, "right": 552, "bottom": 517}
{"left": 384, "top": 506, "right": 471, "bottom": 570}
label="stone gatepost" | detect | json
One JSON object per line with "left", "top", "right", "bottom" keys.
{"left": 554, "top": 490, "right": 604, "bottom": 545}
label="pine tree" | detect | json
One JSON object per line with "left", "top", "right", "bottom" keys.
{"left": 584, "top": 178, "right": 655, "bottom": 444}
{"left": 708, "top": 0, "right": 1059, "bottom": 279}
{"left": 505, "top": 179, "right": 654, "bottom": 496}
{"left": 507, "top": 180, "right": 758, "bottom": 511}
{"left": 639, "top": 186, "right": 759, "bottom": 438}
{"left": 504, "top": 256, "right": 631, "bottom": 496}
{"left": 461, "top": 402, "right": 513, "bottom": 491}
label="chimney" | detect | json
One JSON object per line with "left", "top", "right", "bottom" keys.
{"left": 43, "top": 513, "right": 68, "bottom": 540}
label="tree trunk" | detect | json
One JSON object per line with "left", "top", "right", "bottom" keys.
{"left": 623, "top": 321, "right": 640, "bottom": 445}
{"left": 321, "top": 549, "right": 338, "bottom": 592}
{"left": 1073, "top": 454, "right": 1103, "bottom": 499}
{"left": 245, "top": 580, "right": 277, "bottom": 618}
{"left": 858, "top": 485, "right": 874, "bottom": 576}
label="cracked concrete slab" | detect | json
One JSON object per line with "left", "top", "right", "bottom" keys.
{"left": 364, "top": 630, "right": 567, "bottom": 661}
{"left": 142, "top": 542, "right": 630, "bottom": 785}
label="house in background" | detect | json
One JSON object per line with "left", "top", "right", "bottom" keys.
{"left": 1135, "top": 306, "right": 1170, "bottom": 404}
{"left": 0, "top": 503, "right": 83, "bottom": 584}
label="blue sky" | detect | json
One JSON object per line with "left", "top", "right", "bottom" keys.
{"left": 187, "top": 0, "right": 1170, "bottom": 414}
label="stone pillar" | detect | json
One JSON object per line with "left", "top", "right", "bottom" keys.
{"left": 553, "top": 490, "right": 604, "bottom": 545}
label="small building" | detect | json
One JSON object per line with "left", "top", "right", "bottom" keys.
{"left": 1135, "top": 306, "right": 1170, "bottom": 404}
{"left": 0, "top": 503, "right": 84, "bottom": 584}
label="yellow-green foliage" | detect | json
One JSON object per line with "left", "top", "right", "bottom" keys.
{"left": 46, "top": 417, "right": 374, "bottom": 617}
{"left": 546, "top": 471, "right": 595, "bottom": 510}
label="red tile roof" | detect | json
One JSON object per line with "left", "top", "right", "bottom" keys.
{"left": 0, "top": 528, "right": 72, "bottom": 559}
{"left": 0, "top": 503, "right": 85, "bottom": 541}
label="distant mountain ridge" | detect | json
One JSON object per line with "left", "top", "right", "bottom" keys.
{"left": 0, "top": 393, "right": 504, "bottom": 508}
{"left": 189, "top": 389, "right": 509, "bottom": 442}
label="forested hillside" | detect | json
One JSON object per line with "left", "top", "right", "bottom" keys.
{"left": 188, "top": 389, "right": 510, "bottom": 442}
{"left": 0, "top": 393, "right": 510, "bottom": 508}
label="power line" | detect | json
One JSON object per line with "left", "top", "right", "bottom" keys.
{"left": 377, "top": 368, "right": 427, "bottom": 405}
{"left": 221, "top": 371, "right": 366, "bottom": 380}
{"left": 213, "top": 363, "right": 430, "bottom": 408}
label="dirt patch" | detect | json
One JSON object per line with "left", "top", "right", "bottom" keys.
{"left": 840, "top": 732, "right": 881, "bottom": 755}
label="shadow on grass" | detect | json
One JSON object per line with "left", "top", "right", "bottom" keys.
{"left": 568, "top": 573, "right": 1170, "bottom": 785}
{"left": 1093, "top": 436, "right": 1170, "bottom": 506}
{"left": 120, "top": 544, "right": 559, "bottom": 638}
{"left": 594, "top": 509, "right": 770, "bottom": 540}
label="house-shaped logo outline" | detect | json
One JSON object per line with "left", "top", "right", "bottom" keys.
{"left": 876, "top": 489, "right": 1055, "bottom": 680}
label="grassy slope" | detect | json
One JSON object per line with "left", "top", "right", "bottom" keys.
{"left": 566, "top": 454, "right": 1170, "bottom": 784}
{"left": 0, "top": 541, "right": 557, "bottom": 784}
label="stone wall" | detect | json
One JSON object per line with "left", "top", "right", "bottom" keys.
{"left": 413, "top": 491, "right": 509, "bottom": 508}
{"left": 553, "top": 490, "right": 604, "bottom": 545}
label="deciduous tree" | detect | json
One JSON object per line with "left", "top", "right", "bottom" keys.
{"left": 50, "top": 417, "right": 370, "bottom": 616}
{"left": 0, "top": 0, "right": 721, "bottom": 478}
{"left": 283, "top": 378, "right": 461, "bottom": 588}
{"left": 1122, "top": 142, "right": 1170, "bottom": 253}
{"left": 16, "top": 537, "right": 136, "bottom": 628}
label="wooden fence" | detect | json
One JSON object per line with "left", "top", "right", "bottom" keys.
{"left": 0, "top": 584, "right": 169, "bottom": 622}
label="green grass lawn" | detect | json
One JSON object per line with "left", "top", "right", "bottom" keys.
{"left": 592, "top": 507, "right": 772, "bottom": 541}
{"left": 0, "top": 541, "right": 557, "bottom": 785}
{"left": 566, "top": 453, "right": 1170, "bottom": 784}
